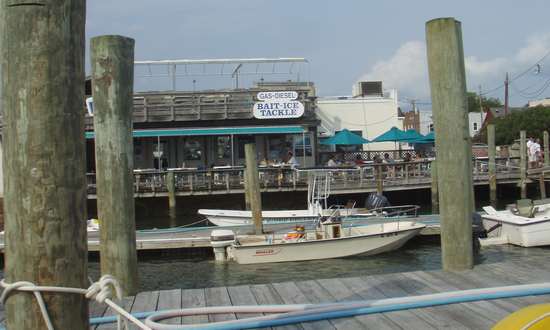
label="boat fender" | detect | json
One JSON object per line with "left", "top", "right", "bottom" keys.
{"left": 492, "top": 303, "right": 550, "bottom": 330}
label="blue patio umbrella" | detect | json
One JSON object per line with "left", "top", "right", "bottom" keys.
{"left": 404, "top": 129, "right": 425, "bottom": 142}
{"left": 413, "top": 131, "right": 435, "bottom": 144}
{"left": 320, "top": 129, "right": 370, "bottom": 145}
{"left": 372, "top": 127, "right": 409, "bottom": 143}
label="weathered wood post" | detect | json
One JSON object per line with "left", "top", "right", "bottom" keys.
{"left": 92, "top": 35, "right": 139, "bottom": 296}
{"left": 244, "top": 144, "right": 263, "bottom": 234}
{"left": 540, "top": 173, "right": 546, "bottom": 199}
{"left": 244, "top": 171, "right": 251, "bottom": 210}
{"left": 431, "top": 160, "right": 439, "bottom": 214}
{"left": 426, "top": 17, "right": 473, "bottom": 271}
{"left": 1, "top": 1, "right": 89, "bottom": 328}
{"left": 520, "top": 130, "right": 527, "bottom": 199}
{"left": 487, "top": 124, "right": 497, "bottom": 207}
{"left": 544, "top": 131, "right": 549, "bottom": 167}
{"left": 166, "top": 171, "right": 177, "bottom": 218}
{"left": 375, "top": 165, "right": 384, "bottom": 195}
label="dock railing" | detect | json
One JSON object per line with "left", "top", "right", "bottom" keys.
{"left": 85, "top": 157, "right": 522, "bottom": 197}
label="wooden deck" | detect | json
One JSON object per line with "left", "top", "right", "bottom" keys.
{"left": 88, "top": 257, "right": 550, "bottom": 329}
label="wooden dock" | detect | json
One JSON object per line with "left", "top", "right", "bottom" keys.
{"left": 87, "top": 256, "right": 550, "bottom": 329}
{"left": 0, "top": 215, "right": 441, "bottom": 253}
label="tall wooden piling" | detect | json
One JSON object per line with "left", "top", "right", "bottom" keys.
{"left": 544, "top": 131, "right": 549, "bottom": 167}
{"left": 520, "top": 130, "right": 527, "bottom": 199}
{"left": 244, "top": 171, "right": 251, "bottom": 210}
{"left": 376, "top": 165, "right": 384, "bottom": 195}
{"left": 167, "top": 171, "right": 177, "bottom": 218}
{"left": 487, "top": 124, "right": 497, "bottom": 207}
{"left": 426, "top": 17, "right": 473, "bottom": 271}
{"left": 92, "top": 36, "right": 139, "bottom": 296}
{"left": 1, "top": 1, "right": 89, "bottom": 328}
{"left": 244, "top": 144, "right": 263, "bottom": 234}
{"left": 431, "top": 160, "right": 439, "bottom": 214}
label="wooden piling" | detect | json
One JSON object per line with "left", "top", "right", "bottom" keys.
{"left": 244, "top": 171, "right": 251, "bottom": 210}
{"left": 244, "top": 144, "right": 263, "bottom": 234}
{"left": 520, "top": 130, "right": 527, "bottom": 199}
{"left": 430, "top": 160, "right": 439, "bottom": 214}
{"left": 1, "top": 1, "right": 89, "bottom": 328}
{"left": 91, "top": 35, "right": 139, "bottom": 296}
{"left": 167, "top": 171, "right": 177, "bottom": 218}
{"left": 544, "top": 131, "right": 549, "bottom": 167}
{"left": 487, "top": 124, "right": 497, "bottom": 207}
{"left": 540, "top": 173, "right": 546, "bottom": 199}
{"left": 376, "top": 165, "right": 384, "bottom": 195}
{"left": 426, "top": 17, "right": 473, "bottom": 271}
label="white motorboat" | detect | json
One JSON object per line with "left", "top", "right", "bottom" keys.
{"left": 480, "top": 199, "right": 550, "bottom": 247}
{"left": 199, "top": 204, "right": 419, "bottom": 226}
{"left": 211, "top": 219, "right": 426, "bottom": 264}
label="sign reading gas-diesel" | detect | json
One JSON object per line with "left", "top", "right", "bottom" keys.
{"left": 253, "top": 91, "right": 304, "bottom": 119}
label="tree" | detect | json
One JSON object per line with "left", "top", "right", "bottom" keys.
{"left": 475, "top": 106, "right": 550, "bottom": 145}
{"left": 466, "top": 92, "right": 502, "bottom": 113}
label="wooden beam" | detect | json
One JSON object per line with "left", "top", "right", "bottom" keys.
{"left": 520, "top": 130, "right": 527, "bottom": 199}
{"left": 91, "top": 35, "right": 139, "bottom": 296}
{"left": 244, "top": 144, "right": 263, "bottom": 234}
{"left": 426, "top": 17, "right": 473, "bottom": 271}
{"left": 1, "top": 1, "right": 89, "bottom": 328}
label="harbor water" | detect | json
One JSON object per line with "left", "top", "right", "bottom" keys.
{"left": 83, "top": 186, "right": 544, "bottom": 292}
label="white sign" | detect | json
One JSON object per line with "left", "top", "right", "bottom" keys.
{"left": 257, "top": 91, "right": 298, "bottom": 101}
{"left": 253, "top": 100, "right": 304, "bottom": 119}
{"left": 85, "top": 97, "right": 94, "bottom": 116}
{"left": 253, "top": 91, "right": 304, "bottom": 119}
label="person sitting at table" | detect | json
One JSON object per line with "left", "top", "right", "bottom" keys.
{"left": 286, "top": 151, "right": 299, "bottom": 168}
{"left": 259, "top": 157, "right": 268, "bottom": 167}
{"left": 383, "top": 153, "right": 395, "bottom": 177}
{"left": 327, "top": 155, "right": 338, "bottom": 167}
{"left": 354, "top": 154, "right": 365, "bottom": 166}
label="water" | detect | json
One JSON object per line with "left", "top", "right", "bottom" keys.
{"left": 87, "top": 238, "right": 550, "bottom": 291}
{"left": 84, "top": 185, "right": 550, "bottom": 291}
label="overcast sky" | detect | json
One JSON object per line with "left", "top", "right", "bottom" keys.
{"left": 87, "top": 0, "right": 550, "bottom": 108}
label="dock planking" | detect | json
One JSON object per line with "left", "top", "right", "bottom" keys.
{"left": 75, "top": 257, "right": 550, "bottom": 329}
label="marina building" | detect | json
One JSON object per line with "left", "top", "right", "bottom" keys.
{"left": 84, "top": 58, "right": 320, "bottom": 171}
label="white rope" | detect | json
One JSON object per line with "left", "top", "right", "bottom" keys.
{"left": 0, "top": 275, "right": 151, "bottom": 330}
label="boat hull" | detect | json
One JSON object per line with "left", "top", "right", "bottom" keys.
{"left": 482, "top": 217, "right": 550, "bottom": 247}
{"left": 228, "top": 223, "right": 424, "bottom": 264}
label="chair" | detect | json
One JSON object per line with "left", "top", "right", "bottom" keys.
{"left": 515, "top": 199, "right": 535, "bottom": 218}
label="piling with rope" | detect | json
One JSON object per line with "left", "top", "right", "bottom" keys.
{"left": 1, "top": 1, "right": 89, "bottom": 328}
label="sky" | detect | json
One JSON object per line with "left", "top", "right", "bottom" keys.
{"left": 87, "top": 0, "right": 550, "bottom": 109}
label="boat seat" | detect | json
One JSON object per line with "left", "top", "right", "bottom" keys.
{"left": 533, "top": 198, "right": 550, "bottom": 206}
{"left": 515, "top": 199, "right": 535, "bottom": 218}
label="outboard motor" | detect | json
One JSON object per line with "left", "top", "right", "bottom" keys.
{"left": 365, "top": 193, "right": 390, "bottom": 210}
{"left": 210, "top": 229, "right": 235, "bottom": 262}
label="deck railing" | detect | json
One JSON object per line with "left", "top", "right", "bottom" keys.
{"left": 86, "top": 158, "right": 522, "bottom": 196}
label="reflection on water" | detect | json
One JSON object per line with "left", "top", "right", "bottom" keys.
{"left": 88, "top": 238, "right": 550, "bottom": 292}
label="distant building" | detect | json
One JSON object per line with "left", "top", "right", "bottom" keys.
{"left": 468, "top": 112, "right": 486, "bottom": 137}
{"left": 403, "top": 111, "right": 420, "bottom": 131}
{"left": 418, "top": 110, "right": 433, "bottom": 135}
{"left": 316, "top": 81, "right": 403, "bottom": 152}
{"left": 528, "top": 98, "right": 550, "bottom": 108}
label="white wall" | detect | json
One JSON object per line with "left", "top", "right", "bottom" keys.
{"left": 316, "top": 89, "right": 402, "bottom": 150}
{"left": 468, "top": 112, "right": 486, "bottom": 137}
{"left": 418, "top": 110, "right": 433, "bottom": 135}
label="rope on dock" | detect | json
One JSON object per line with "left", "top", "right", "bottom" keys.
{"left": 3, "top": 277, "right": 550, "bottom": 329}
{"left": 137, "top": 218, "right": 211, "bottom": 234}
{"left": 0, "top": 275, "right": 151, "bottom": 330}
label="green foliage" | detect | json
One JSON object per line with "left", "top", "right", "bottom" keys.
{"left": 481, "top": 106, "right": 550, "bottom": 145}
{"left": 467, "top": 92, "right": 502, "bottom": 112}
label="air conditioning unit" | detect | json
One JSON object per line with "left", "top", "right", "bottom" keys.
{"left": 354, "top": 81, "right": 383, "bottom": 97}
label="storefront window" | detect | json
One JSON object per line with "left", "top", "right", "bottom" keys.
{"left": 268, "top": 135, "right": 289, "bottom": 162}
{"left": 183, "top": 137, "right": 202, "bottom": 160}
{"left": 237, "top": 135, "right": 255, "bottom": 158}
{"left": 294, "top": 135, "right": 312, "bottom": 157}
{"left": 216, "top": 136, "right": 232, "bottom": 159}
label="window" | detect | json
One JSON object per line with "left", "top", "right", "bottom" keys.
{"left": 429, "top": 124, "right": 434, "bottom": 132}
{"left": 473, "top": 123, "right": 478, "bottom": 131}
{"left": 183, "top": 137, "right": 202, "bottom": 160}
{"left": 294, "top": 135, "right": 312, "bottom": 157}
{"left": 237, "top": 135, "right": 256, "bottom": 158}
{"left": 216, "top": 136, "right": 232, "bottom": 159}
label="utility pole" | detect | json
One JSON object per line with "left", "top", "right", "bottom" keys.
{"left": 478, "top": 85, "right": 484, "bottom": 131}
{"left": 504, "top": 72, "right": 509, "bottom": 116}
{"left": 411, "top": 99, "right": 419, "bottom": 131}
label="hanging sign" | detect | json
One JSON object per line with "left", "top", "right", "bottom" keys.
{"left": 253, "top": 91, "right": 304, "bottom": 119}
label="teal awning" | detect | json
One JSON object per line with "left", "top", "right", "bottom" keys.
{"left": 85, "top": 125, "right": 305, "bottom": 139}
